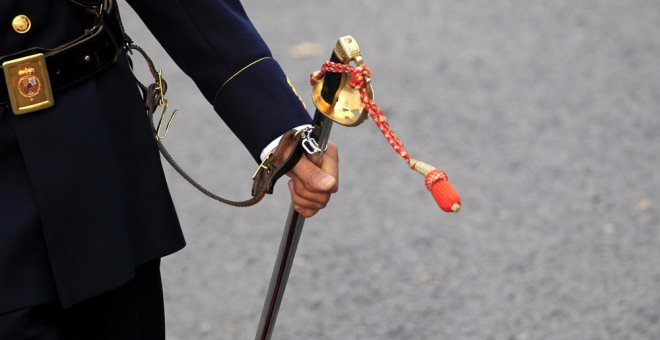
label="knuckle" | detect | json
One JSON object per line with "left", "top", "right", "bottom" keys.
{"left": 309, "top": 167, "right": 325, "bottom": 181}
{"left": 326, "top": 142, "right": 339, "bottom": 159}
{"left": 303, "top": 210, "right": 317, "bottom": 218}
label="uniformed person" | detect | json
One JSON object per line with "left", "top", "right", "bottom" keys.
{"left": 0, "top": 0, "right": 338, "bottom": 338}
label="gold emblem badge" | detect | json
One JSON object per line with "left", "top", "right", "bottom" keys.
{"left": 17, "top": 67, "right": 42, "bottom": 98}
{"left": 2, "top": 53, "right": 54, "bottom": 115}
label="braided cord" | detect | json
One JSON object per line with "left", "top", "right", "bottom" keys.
{"left": 311, "top": 62, "right": 414, "bottom": 168}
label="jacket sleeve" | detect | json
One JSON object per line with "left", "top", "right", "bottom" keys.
{"left": 124, "top": 0, "right": 312, "bottom": 161}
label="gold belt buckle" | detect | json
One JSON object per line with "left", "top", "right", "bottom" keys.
{"left": 2, "top": 53, "right": 54, "bottom": 115}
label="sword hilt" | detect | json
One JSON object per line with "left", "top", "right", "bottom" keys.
{"left": 310, "top": 37, "right": 353, "bottom": 149}
{"left": 311, "top": 35, "right": 372, "bottom": 127}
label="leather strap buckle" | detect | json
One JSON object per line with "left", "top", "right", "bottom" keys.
{"left": 2, "top": 53, "right": 55, "bottom": 115}
{"left": 252, "top": 129, "right": 306, "bottom": 196}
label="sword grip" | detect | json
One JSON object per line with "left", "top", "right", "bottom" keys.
{"left": 311, "top": 50, "right": 343, "bottom": 150}
{"left": 318, "top": 51, "right": 343, "bottom": 107}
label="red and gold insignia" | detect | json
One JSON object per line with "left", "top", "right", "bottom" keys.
{"left": 17, "top": 67, "right": 41, "bottom": 99}
{"left": 2, "top": 53, "right": 54, "bottom": 114}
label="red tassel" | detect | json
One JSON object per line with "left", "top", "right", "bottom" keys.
{"left": 425, "top": 170, "right": 461, "bottom": 213}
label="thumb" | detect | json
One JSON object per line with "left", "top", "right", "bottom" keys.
{"left": 290, "top": 156, "right": 337, "bottom": 192}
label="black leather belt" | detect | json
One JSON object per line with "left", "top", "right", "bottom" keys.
{"left": 0, "top": 10, "right": 124, "bottom": 111}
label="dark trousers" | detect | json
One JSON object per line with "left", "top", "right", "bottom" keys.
{"left": 0, "top": 260, "right": 165, "bottom": 340}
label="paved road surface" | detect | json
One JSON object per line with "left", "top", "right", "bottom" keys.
{"left": 118, "top": 1, "right": 660, "bottom": 339}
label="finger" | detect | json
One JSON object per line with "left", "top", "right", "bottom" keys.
{"left": 289, "top": 155, "right": 337, "bottom": 193}
{"left": 290, "top": 177, "right": 331, "bottom": 204}
{"left": 319, "top": 142, "right": 339, "bottom": 192}
{"left": 288, "top": 180, "right": 327, "bottom": 210}
{"left": 294, "top": 205, "right": 318, "bottom": 218}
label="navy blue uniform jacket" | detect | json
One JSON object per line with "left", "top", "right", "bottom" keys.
{"left": 0, "top": 0, "right": 312, "bottom": 312}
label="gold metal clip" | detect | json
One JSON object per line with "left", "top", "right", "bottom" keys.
{"left": 155, "top": 99, "right": 177, "bottom": 140}
{"left": 155, "top": 70, "right": 177, "bottom": 140}
{"left": 2, "top": 53, "right": 54, "bottom": 115}
{"left": 252, "top": 151, "right": 273, "bottom": 179}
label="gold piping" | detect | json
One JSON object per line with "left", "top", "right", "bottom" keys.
{"left": 215, "top": 57, "right": 272, "bottom": 97}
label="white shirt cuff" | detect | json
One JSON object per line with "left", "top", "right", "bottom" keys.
{"left": 260, "top": 124, "right": 313, "bottom": 161}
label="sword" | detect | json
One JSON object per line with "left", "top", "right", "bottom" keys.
{"left": 255, "top": 36, "right": 461, "bottom": 340}
{"left": 254, "top": 37, "right": 354, "bottom": 340}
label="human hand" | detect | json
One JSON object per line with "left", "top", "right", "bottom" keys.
{"left": 287, "top": 142, "right": 339, "bottom": 218}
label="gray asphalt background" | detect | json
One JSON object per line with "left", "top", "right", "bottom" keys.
{"left": 118, "top": 1, "right": 660, "bottom": 339}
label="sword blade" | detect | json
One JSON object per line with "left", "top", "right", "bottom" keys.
{"left": 255, "top": 114, "right": 333, "bottom": 340}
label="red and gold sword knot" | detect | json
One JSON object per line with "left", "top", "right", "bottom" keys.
{"left": 311, "top": 60, "right": 461, "bottom": 213}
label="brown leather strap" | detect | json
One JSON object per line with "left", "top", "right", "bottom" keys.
{"left": 127, "top": 44, "right": 306, "bottom": 207}
{"left": 252, "top": 130, "right": 305, "bottom": 197}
